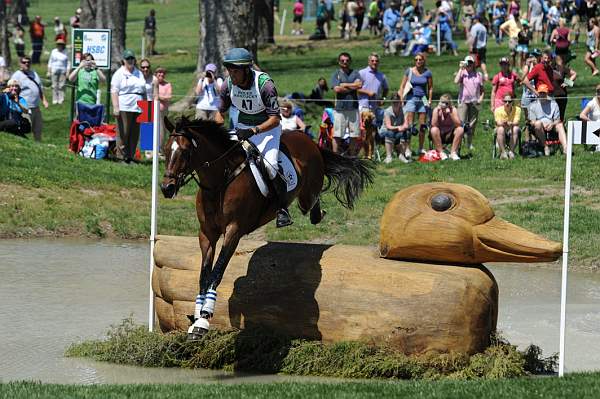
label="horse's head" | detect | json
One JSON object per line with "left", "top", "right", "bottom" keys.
{"left": 161, "top": 117, "right": 198, "bottom": 199}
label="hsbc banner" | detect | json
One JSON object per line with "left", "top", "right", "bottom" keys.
{"left": 72, "top": 28, "right": 112, "bottom": 69}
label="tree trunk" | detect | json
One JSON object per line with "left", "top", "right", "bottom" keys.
{"left": 10, "top": 0, "right": 29, "bottom": 26}
{"left": 255, "top": 0, "right": 274, "bottom": 45}
{"left": 0, "top": 0, "right": 11, "bottom": 69}
{"left": 79, "top": 0, "right": 128, "bottom": 70}
{"left": 171, "top": 0, "right": 258, "bottom": 112}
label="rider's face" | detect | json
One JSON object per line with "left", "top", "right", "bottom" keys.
{"left": 227, "top": 67, "right": 247, "bottom": 86}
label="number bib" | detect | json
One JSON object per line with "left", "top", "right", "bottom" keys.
{"left": 229, "top": 71, "right": 270, "bottom": 126}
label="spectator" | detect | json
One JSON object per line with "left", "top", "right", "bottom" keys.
{"left": 402, "top": 22, "right": 431, "bottom": 56}
{"left": 357, "top": 52, "right": 388, "bottom": 121}
{"left": 579, "top": 84, "right": 600, "bottom": 151}
{"left": 379, "top": 93, "right": 410, "bottom": 164}
{"left": 516, "top": 19, "right": 532, "bottom": 70}
{"left": 382, "top": 1, "right": 401, "bottom": 44}
{"left": 47, "top": 38, "right": 70, "bottom": 105}
{"left": 140, "top": 59, "right": 155, "bottom": 100}
{"left": 528, "top": 83, "right": 567, "bottom": 155}
{"left": 523, "top": 50, "right": 554, "bottom": 95}
{"left": 155, "top": 67, "right": 172, "bottom": 151}
{"left": 368, "top": 0, "right": 380, "bottom": 35}
{"left": 53, "top": 17, "right": 67, "bottom": 42}
{"left": 500, "top": 14, "right": 521, "bottom": 67}
{"left": 430, "top": 93, "right": 463, "bottom": 160}
{"left": 434, "top": 4, "right": 458, "bottom": 56}
{"left": 292, "top": 1, "right": 305, "bottom": 35}
{"left": 13, "top": 24, "right": 25, "bottom": 58}
{"left": 330, "top": 51, "right": 362, "bottom": 155}
{"left": 279, "top": 99, "right": 306, "bottom": 133}
{"left": 195, "top": 63, "right": 223, "bottom": 121}
{"left": 0, "top": 79, "right": 31, "bottom": 137}
{"left": 68, "top": 53, "right": 106, "bottom": 105}
{"left": 111, "top": 49, "right": 146, "bottom": 163}
{"left": 527, "top": 0, "right": 543, "bottom": 43}
{"left": 468, "top": 15, "right": 489, "bottom": 80}
{"left": 398, "top": 52, "right": 432, "bottom": 155}
{"left": 355, "top": 0, "right": 365, "bottom": 37}
{"left": 491, "top": 57, "right": 519, "bottom": 111}
{"left": 144, "top": 9, "right": 158, "bottom": 56}
{"left": 312, "top": 0, "right": 328, "bottom": 40}
{"left": 585, "top": 18, "right": 600, "bottom": 77}
{"left": 10, "top": 56, "right": 48, "bottom": 141}
{"left": 491, "top": 1, "right": 506, "bottom": 44}
{"left": 462, "top": 0, "right": 476, "bottom": 36}
{"left": 546, "top": 1, "right": 561, "bottom": 44}
{"left": 0, "top": 55, "right": 6, "bottom": 85}
{"left": 454, "top": 55, "right": 484, "bottom": 151}
{"left": 309, "top": 77, "right": 329, "bottom": 102}
{"left": 550, "top": 57, "right": 577, "bottom": 122}
{"left": 30, "top": 16, "right": 45, "bottom": 64}
{"left": 550, "top": 18, "right": 571, "bottom": 66}
{"left": 70, "top": 8, "right": 82, "bottom": 28}
{"left": 494, "top": 94, "right": 521, "bottom": 159}
{"left": 387, "top": 21, "right": 407, "bottom": 55}
{"left": 520, "top": 48, "right": 541, "bottom": 124}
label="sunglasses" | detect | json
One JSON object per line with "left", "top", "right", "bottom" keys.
{"left": 21, "top": 60, "right": 30, "bottom": 64}
{"left": 504, "top": 100, "right": 512, "bottom": 103}
{"left": 596, "top": 90, "right": 600, "bottom": 95}
{"left": 339, "top": 59, "right": 350, "bottom": 63}
{"left": 140, "top": 66, "right": 150, "bottom": 69}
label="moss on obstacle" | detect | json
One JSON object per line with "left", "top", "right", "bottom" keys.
{"left": 66, "top": 318, "right": 557, "bottom": 380}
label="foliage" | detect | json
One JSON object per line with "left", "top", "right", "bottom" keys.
{"left": 66, "top": 318, "right": 556, "bottom": 381}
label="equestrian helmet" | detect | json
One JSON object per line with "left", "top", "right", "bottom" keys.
{"left": 223, "top": 48, "right": 253, "bottom": 68}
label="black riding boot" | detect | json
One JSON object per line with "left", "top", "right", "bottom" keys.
{"left": 272, "top": 172, "right": 293, "bottom": 228}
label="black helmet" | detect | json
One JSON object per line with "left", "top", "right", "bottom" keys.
{"left": 223, "top": 48, "right": 253, "bottom": 68}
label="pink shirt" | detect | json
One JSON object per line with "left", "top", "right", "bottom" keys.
{"left": 457, "top": 70, "right": 484, "bottom": 104}
{"left": 158, "top": 81, "right": 172, "bottom": 112}
{"left": 293, "top": 2, "right": 304, "bottom": 16}
{"left": 492, "top": 71, "right": 518, "bottom": 109}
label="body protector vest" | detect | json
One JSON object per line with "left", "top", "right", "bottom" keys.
{"left": 228, "top": 70, "right": 271, "bottom": 126}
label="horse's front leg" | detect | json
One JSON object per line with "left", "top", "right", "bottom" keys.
{"left": 190, "top": 226, "right": 242, "bottom": 338}
{"left": 187, "top": 230, "right": 217, "bottom": 341}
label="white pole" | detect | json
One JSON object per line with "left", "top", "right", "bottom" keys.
{"left": 280, "top": 9, "right": 287, "bottom": 36}
{"left": 148, "top": 93, "right": 160, "bottom": 332}
{"left": 559, "top": 123, "right": 574, "bottom": 376}
{"left": 436, "top": 24, "right": 441, "bottom": 56}
{"left": 141, "top": 36, "right": 146, "bottom": 60}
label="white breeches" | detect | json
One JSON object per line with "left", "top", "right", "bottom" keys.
{"left": 238, "top": 123, "right": 281, "bottom": 180}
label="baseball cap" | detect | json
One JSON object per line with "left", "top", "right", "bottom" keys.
{"left": 122, "top": 49, "right": 135, "bottom": 59}
{"left": 204, "top": 63, "right": 217, "bottom": 73}
{"left": 464, "top": 55, "right": 475, "bottom": 63}
{"left": 499, "top": 57, "right": 510, "bottom": 64}
{"left": 537, "top": 84, "right": 550, "bottom": 94}
{"left": 55, "top": 38, "right": 66, "bottom": 45}
{"left": 520, "top": 19, "right": 529, "bottom": 26}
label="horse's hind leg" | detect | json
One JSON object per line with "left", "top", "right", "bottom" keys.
{"left": 309, "top": 197, "right": 326, "bottom": 225}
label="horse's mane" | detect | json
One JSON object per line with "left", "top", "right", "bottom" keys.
{"left": 176, "top": 117, "right": 236, "bottom": 149}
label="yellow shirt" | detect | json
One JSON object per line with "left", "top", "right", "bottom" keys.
{"left": 494, "top": 105, "right": 521, "bottom": 124}
{"left": 500, "top": 19, "right": 520, "bottom": 39}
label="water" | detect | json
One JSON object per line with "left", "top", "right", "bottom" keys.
{"left": 0, "top": 239, "right": 598, "bottom": 384}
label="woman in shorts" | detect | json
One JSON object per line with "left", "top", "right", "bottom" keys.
{"left": 584, "top": 18, "right": 600, "bottom": 76}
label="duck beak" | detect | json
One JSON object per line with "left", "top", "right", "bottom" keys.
{"left": 473, "top": 217, "right": 562, "bottom": 263}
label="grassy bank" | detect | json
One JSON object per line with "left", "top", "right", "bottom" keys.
{"left": 1, "top": 1, "right": 600, "bottom": 269}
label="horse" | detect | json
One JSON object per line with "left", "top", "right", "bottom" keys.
{"left": 161, "top": 117, "right": 374, "bottom": 341}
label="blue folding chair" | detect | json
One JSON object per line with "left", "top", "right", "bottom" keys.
{"left": 76, "top": 102, "right": 105, "bottom": 132}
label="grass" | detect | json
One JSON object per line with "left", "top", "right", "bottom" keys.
{"left": 64, "top": 317, "right": 557, "bottom": 380}
{"left": 1, "top": 1, "right": 599, "bottom": 272}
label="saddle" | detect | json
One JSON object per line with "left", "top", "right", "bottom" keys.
{"left": 242, "top": 140, "right": 298, "bottom": 198}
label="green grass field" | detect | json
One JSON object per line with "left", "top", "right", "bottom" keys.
{"left": 2, "top": 0, "right": 600, "bottom": 271}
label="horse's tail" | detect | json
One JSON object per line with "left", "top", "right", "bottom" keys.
{"left": 319, "top": 148, "right": 374, "bottom": 209}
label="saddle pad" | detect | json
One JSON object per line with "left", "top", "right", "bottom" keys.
{"left": 248, "top": 151, "right": 298, "bottom": 198}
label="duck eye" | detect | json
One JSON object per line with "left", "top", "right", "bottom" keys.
{"left": 431, "top": 194, "right": 453, "bottom": 212}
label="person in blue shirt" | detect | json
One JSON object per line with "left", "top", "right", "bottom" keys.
{"left": 492, "top": 1, "right": 507, "bottom": 44}
{"left": 434, "top": 6, "right": 458, "bottom": 56}
{"left": 383, "top": 2, "right": 401, "bottom": 44}
{"left": 0, "top": 79, "right": 30, "bottom": 137}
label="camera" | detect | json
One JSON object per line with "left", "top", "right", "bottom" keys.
{"left": 459, "top": 61, "right": 466, "bottom": 68}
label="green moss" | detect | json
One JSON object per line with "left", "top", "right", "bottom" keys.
{"left": 66, "top": 318, "right": 557, "bottom": 380}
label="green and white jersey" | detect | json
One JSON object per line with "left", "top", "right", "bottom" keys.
{"left": 227, "top": 70, "right": 272, "bottom": 126}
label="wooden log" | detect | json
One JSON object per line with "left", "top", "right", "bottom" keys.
{"left": 153, "top": 235, "right": 498, "bottom": 355}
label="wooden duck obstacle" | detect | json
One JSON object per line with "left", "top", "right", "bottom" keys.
{"left": 153, "top": 183, "right": 561, "bottom": 355}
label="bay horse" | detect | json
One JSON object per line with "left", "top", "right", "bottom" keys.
{"left": 160, "top": 117, "right": 374, "bottom": 341}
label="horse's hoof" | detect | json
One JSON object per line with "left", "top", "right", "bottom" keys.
{"left": 186, "top": 317, "right": 210, "bottom": 342}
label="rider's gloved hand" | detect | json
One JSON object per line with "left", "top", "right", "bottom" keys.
{"left": 235, "top": 128, "right": 255, "bottom": 141}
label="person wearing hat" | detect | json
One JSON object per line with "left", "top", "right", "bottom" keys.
{"left": 490, "top": 57, "right": 519, "bottom": 110}
{"left": 528, "top": 83, "right": 567, "bottom": 156}
{"left": 215, "top": 47, "right": 292, "bottom": 228}
{"left": 454, "top": 54, "right": 484, "bottom": 151}
{"left": 110, "top": 49, "right": 147, "bottom": 163}
{"left": 516, "top": 19, "right": 532, "bottom": 70}
{"left": 10, "top": 56, "right": 48, "bottom": 141}
{"left": 0, "top": 79, "right": 31, "bottom": 137}
{"left": 29, "top": 15, "right": 45, "bottom": 64}
{"left": 523, "top": 50, "right": 554, "bottom": 96}
{"left": 195, "top": 63, "right": 223, "bottom": 121}
{"left": 47, "top": 37, "right": 70, "bottom": 105}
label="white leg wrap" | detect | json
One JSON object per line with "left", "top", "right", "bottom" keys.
{"left": 194, "top": 294, "right": 206, "bottom": 319}
{"left": 201, "top": 289, "right": 217, "bottom": 315}
{"left": 188, "top": 317, "right": 210, "bottom": 334}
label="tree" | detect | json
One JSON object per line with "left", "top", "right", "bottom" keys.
{"left": 10, "top": 0, "right": 29, "bottom": 26}
{"left": 255, "top": 0, "right": 274, "bottom": 45}
{"left": 79, "top": 0, "right": 128, "bottom": 70}
{"left": 0, "top": 0, "right": 10, "bottom": 69}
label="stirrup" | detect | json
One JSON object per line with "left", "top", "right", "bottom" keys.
{"left": 276, "top": 208, "right": 293, "bottom": 228}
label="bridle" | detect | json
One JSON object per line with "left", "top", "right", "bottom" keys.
{"left": 164, "top": 130, "right": 247, "bottom": 194}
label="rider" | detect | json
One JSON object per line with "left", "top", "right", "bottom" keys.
{"left": 215, "top": 48, "right": 292, "bottom": 228}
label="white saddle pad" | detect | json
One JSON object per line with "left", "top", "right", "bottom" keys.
{"left": 248, "top": 150, "right": 298, "bottom": 198}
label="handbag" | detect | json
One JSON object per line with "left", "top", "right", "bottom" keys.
{"left": 402, "top": 68, "right": 413, "bottom": 98}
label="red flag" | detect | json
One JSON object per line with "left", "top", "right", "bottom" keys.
{"left": 136, "top": 100, "right": 154, "bottom": 123}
